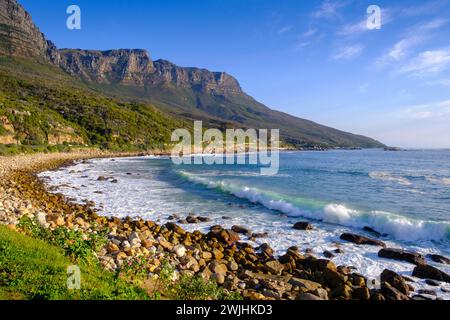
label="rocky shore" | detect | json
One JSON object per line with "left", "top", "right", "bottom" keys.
{"left": 1, "top": 151, "right": 449, "bottom": 300}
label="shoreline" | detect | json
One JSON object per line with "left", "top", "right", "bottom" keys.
{"left": 1, "top": 151, "right": 449, "bottom": 300}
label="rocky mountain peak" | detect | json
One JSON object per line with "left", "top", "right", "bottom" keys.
{"left": 58, "top": 49, "right": 155, "bottom": 85}
{"left": 0, "top": 0, "right": 57, "bottom": 62}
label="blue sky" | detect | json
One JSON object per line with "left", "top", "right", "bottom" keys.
{"left": 20, "top": 0, "right": 450, "bottom": 148}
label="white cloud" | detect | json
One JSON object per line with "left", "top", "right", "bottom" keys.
{"left": 402, "top": 99, "right": 450, "bottom": 119}
{"left": 312, "top": 0, "right": 348, "bottom": 20}
{"left": 331, "top": 44, "right": 364, "bottom": 60}
{"left": 399, "top": 47, "right": 450, "bottom": 76}
{"left": 302, "top": 27, "right": 317, "bottom": 38}
{"left": 278, "top": 25, "right": 293, "bottom": 34}
{"left": 375, "top": 18, "right": 449, "bottom": 68}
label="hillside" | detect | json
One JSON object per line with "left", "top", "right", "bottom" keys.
{"left": 0, "top": 0, "right": 385, "bottom": 149}
{"left": 0, "top": 56, "right": 186, "bottom": 150}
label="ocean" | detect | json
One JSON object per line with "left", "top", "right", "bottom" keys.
{"left": 39, "top": 149, "right": 450, "bottom": 298}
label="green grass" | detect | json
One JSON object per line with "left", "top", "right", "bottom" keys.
{"left": 0, "top": 225, "right": 148, "bottom": 300}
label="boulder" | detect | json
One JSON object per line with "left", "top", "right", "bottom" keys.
{"left": 427, "top": 254, "right": 450, "bottom": 265}
{"left": 340, "top": 233, "right": 386, "bottom": 247}
{"left": 296, "top": 293, "right": 324, "bottom": 300}
{"left": 264, "top": 260, "right": 284, "bottom": 275}
{"left": 186, "top": 216, "right": 200, "bottom": 224}
{"left": 293, "top": 222, "right": 313, "bottom": 230}
{"left": 209, "top": 261, "right": 228, "bottom": 275}
{"left": 412, "top": 264, "right": 450, "bottom": 283}
{"left": 380, "top": 269, "right": 410, "bottom": 295}
{"left": 378, "top": 248, "right": 425, "bottom": 265}
{"left": 323, "top": 250, "right": 335, "bottom": 259}
{"left": 381, "top": 282, "right": 409, "bottom": 300}
{"left": 232, "top": 225, "right": 251, "bottom": 235}
{"left": 331, "top": 284, "right": 353, "bottom": 299}
{"left": 363, "top": 226, "right": 382, "bottom": 237}
{"left": 288, "top": 278, "right": 322, "bottom": 292}
{"left": 173, "top": 245, "right": 186, "bottom": 258}
{"left": 353, "top": 287, "right": 371, "bottom": 300}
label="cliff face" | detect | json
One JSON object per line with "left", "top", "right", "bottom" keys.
{"left": 0, "top": 0, "right": 58, "bottom": 62}
{"left": 57, "top": 49, "right": 242, "bottom": 94}
{"left": 58, "top": 49, "right": 155, "bottom": 85}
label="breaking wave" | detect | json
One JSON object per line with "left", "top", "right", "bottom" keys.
{"left": 178, "top": 171, "right": 450, "bottom": 242}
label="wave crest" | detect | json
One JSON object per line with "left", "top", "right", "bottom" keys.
{"left": 178, "top": 170, "right": 450, "bottom": 242}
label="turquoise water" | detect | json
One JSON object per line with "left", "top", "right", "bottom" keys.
{"left": 41, "top": 149, "right": 450, "bottom": 297}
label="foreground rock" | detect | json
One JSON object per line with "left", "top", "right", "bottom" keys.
{"left": 340, "top": 233, "right": 386, "bottom": 247}
{"left": 412, "top": 265, "right": 450, "bottom": 283}
{"left": 380, "top": 269, "right": 411, "bottom": 296}
{"left": 378, "top": 248, "right": 425, "bottom": 265}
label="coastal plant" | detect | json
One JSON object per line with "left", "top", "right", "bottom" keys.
{"left": 18, "top": 216, "right": 107, "bottom": 264}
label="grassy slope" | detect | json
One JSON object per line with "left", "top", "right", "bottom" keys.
{"left": 0, "top": 225, "right": 148, "bottom": 300}
{"left": 0, "top": 57, "right": 189, "bottom": 150}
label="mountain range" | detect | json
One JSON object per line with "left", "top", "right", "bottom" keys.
{"left": 0, "top": 0, "right": 384, "bottom": 150}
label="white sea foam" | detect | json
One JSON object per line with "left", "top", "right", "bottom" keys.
{"left": 369, "top": 171, "right": 412, "bottom": 186}
{"left": 180, "top": 171, "right": 450, "bottom": 242}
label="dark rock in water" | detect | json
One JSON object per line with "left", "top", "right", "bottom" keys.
{"left": 380, "top": 269, "right": 410, "bottom": 295}
{"left": 126, "top": 172, "right": 132, "bottom": 175}
{"left": 363, "top": 226, "right": 382, "bottom": 237}
{"left": 340, "top": 233, "right": 386, "bottom": 247}
{"left": 252, "top": 232, "right": 269, "bottom": 238}
{"left": 97, "top": 176, "right": 108, "bottom": 181}
{"left": 293, "top": 222, "right": 313, "bottom": 230}
{"left": 334, "top": 248, "right": 344, "bottom": 254}
{"left": 402, "top": 275, "right": 415, "bottom": 282}
{"left": 412, "top": 264, "right": 450, "bottom": 283}
{"left": 425, "top": 279, "right": 440, "bottom": 286}
{"left": 418, "top": 289, "right": 437, "bottom": 296}
{"left": 221, "top": 216, "right": 232, "bottom": 220}
{"left": 323, "top": 250, "right": 335, "bottom": 259}
{"left": 110, "top": 179, "right": 118, "bottom": 183}
{"left": 232, "top": 225, "right": 250, "bottom": 235}
{"left": 412, "top": 295, "right": 433, "bottom": 301}
{"left": 177, "top": 219, "right": 188, "bottom": 224}
{"left": 381, "top": 282, "right": 410, "bottom": 300}
{"left": 197, "top": 216, "right": 212, "bottom": 222}
{"left": 378, "top": 248, "right": 425, "bottom": 265}
{"left": 305, "top": 248, "right": 313, "bottom": 254}
{"left": 186, "top": 216, "right": 200, "bottom": 224}
{"left": 427, "top": 254, "right": 450, "bottom": 265}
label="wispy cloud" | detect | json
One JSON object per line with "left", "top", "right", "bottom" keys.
{"left": 331, "top": 44, "right": 365, "bottom": 60}
{"left": 402, "top": 99, "right": 450, "bottom": 120}
{"left": 375, "top": 18, "right": 449, "bottom": 68}
{"left": 278, "top": 25, "right": 293, "bottom": 35}
{"left": 312, "top": 0, "right": 348, "bottom": 20}
{"left": 398, "top": 46, "right": 450, "bottom": 76}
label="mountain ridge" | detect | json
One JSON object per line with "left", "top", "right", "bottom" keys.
{"left": 0, "top": 0, "right": 385, "bottom": 149}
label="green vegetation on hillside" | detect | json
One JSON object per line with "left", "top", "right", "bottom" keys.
{"left": 0, "top": 57, "right": 188, "bottom": 151}
{"left": 0, "top": 224, "right": 148, "bottom": 300}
